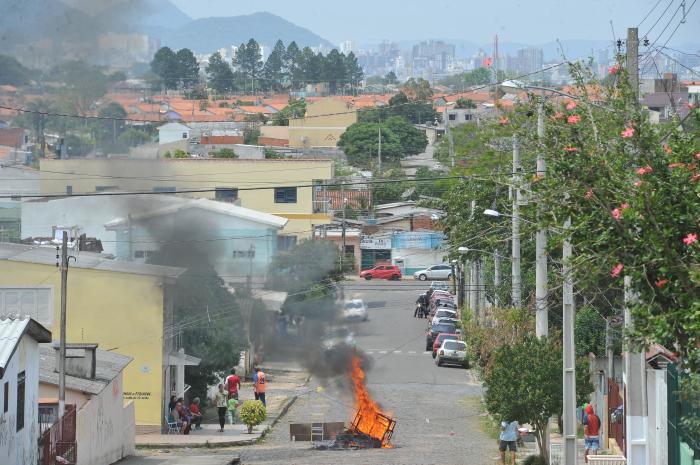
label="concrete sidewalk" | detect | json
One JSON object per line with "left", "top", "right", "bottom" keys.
{"left": 135, "top": 370, "right": 307, "bottom": 449}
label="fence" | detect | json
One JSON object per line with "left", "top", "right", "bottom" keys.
{"left": 668, "top": 363, "right": 700, "bottom": 465}
{"left": 608, "top": 378, "right": 625, "bottom": 454}
{"left": 39, "top": 404, "right": 77, "bottom": 465}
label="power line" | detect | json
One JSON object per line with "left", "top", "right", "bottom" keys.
{"left": 638, "top": 0, "right": 667, "bottom": 28}
{"left": 0, "top": 63, "right": 569, "bottom": 125}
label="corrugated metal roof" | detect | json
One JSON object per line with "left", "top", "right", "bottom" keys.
{"left": 38, "top": 344, "right": 132, "bottom": 395}
{"left": 0, "top": 315, "right": 52, "bottom": 376}
{"left": 0, "top": 242, "right": 185, "bottom": 279}
{"left": 104, "top": 197, "right": 288, "bottom": 229}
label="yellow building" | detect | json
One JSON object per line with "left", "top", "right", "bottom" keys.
{"left": 288, "top": 98, "right": 357, "bottom": 148}
{"left": 39, "top": 158, "right": 332, "bottom": 239}
{"left": 0, "top": 243, "right": 187, "bottom": 432}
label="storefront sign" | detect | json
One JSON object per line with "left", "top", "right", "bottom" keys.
{"left": 360, "top": 236, "right": 392, "bottom": 250}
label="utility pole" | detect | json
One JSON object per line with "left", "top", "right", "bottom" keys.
{"left": 511, "top": 135, "right": 522, "bottom": 307}
{"left": 58, "top": 231, "right": 68, "bottom": 418}
{"left": 562, "top": 218, "right": 577, "bottom": 465}
{"left": 477, "top": 259, "right": 486, "bottom": 312}
{"left": 341, "top": 196, "right": 347, "bottom": 271}
{"left": 535, "top": 100, "right": 548, "bottom": 337}
{"left": 624, "top": 276, "right": 648, "bottom": 464}
{"left": 444, "top": 107, "right": 455, "bottom": 168}
{"left": 493, "top": 251, "right": 501, "bottom": 309}
{"left": 377, "top": 114, "right": 382, "bottom": 172}
{"left": 626, "top": 27, "right": 639, "bottom": 101}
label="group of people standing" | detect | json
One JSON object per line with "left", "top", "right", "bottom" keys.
{"left": 213, "top": 367, "right": 267, "bottom": 433}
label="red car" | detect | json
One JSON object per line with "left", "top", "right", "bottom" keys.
{"left": 432, "top": 333, "right": 461, "bottom": 358}
{"left": 359, "top": 265, "right": 402, "bottom": 281}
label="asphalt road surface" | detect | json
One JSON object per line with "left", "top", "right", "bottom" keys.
{"left": 238, "top": 279, "right": 496, "bottom": 465}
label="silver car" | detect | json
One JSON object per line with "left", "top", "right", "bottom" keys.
{"left": 413, "top": 264, "right": 453, "bottom": 281}
{"left": 342, "top": 299, "right": 368, "bottom": 321}
{"left": 435, "top": 340, "right": 468, "bottom": 368}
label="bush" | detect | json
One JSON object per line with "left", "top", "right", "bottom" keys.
{"left": 522, "top": 455, "right": 548, "bottom": 465}
{"left": 239, "top": 400, "right": 266, "bottom": 433}
{"left": 163, "top": 151, "right": 172, "bottom": 158}
{"left": 173, "top": 149, "right": 189, "bottom": 158}
{"left": 212, "top": 148, "right": 238, "bottom": 159}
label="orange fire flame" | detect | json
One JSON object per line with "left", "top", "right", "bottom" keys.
{"left": 350, "top": 355, "right": 393, "bottom": 448}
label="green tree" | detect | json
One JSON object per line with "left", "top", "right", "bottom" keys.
{"left": 345, "top": 51, "right": 364, "bottom": 94}
{"left": 574, "top": 307, "right": 607, "bottom": 357}
{"left": 301, "top": 47, "right": 323, "bottom": 84}
{"left": 0, "top": 54, "right": 31, "bottom": 86}
{"left": 151, "top": 46, "right": 178, "bottom": 90}
{"left": 455, "top": 97, "right": 476, "bottom": 109}
{"left": 484, "top": 336, "right": 593, "bottom": 464}
{"left": 244, "top": 127, "right": 261, "bottom": 145}
{"left": 402, "top": 77, "right": 433, "bottom": 101}
{"left": 360, "top": 91, "right": 439, "bottom": 125}
{"left": 206, "top": 52, "right": 235, "bottom": 94}
{"left": 384, "top": 71, "right": 398, "bottom": 85}
{"left": 463, "top": 67, "right": 492, "bottom": 86}
{"left": 263, "top": 40, "right": 286, "bottom": 91}
{"left": 338, "top": 122, "right": 402, "bottom": 167}
{"left": 51, "top": 60, "right": 109, "bottom": 115}
{"left": 284, "top": 41, "right": 304, "bottom": 89}
{"left": 272, "top": 99, "right": 306, "bottom": 126}
{"left": 384, "top": 116, "right": 428, "bottom": 156}
{"left": 175, "top": 48, "right": 200, "bottom": 89}
{"left": 234, "top": 39, "right": 263, "bottom": 93}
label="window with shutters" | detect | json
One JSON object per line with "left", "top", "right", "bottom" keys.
{"left": 274, "top": 187, "right": 297, "bottom": 204}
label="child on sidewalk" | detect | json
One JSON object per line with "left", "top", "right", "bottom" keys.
{"left": 227, "top": 396, "right": 240, "bottom": 424}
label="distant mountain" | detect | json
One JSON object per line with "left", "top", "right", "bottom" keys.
{"left": 94, "top": 0, "right": 192, "bottom": 33}
{"left": 158, "top": 12, "right": 335, "bottom": 52}
{"left": 0, "top": 0, "right": 91, "bottom": 44}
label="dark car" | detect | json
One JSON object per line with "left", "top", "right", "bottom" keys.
{"left": 425, "top": 322, "right": 457, "bottom": 351}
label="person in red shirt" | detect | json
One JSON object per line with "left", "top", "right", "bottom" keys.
{"left": 226, "top": 368, "right": 241, "bottom": 400}
{"left": 583, "top": 403, "right": 600, "bottom": 462}
{"left": 188, "top": 397, "right": 203, "bottom": 430}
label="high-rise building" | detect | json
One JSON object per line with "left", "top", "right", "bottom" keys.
{"left": 340, "top": 40, "right": 355, "bottom": 54}
{"left": 516, "top": 47, "right": 544, "bottom": 74}
{"left": 412, "top": 40, "right": 456, "bottom": 73}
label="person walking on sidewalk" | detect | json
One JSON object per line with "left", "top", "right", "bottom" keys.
{"left": 227, "top": 396, "right": 240, "bottom": 424}
{"left": 226, "top": 368, "right": 241, "bottom": 400}
{"left": 254, "top": 367, "right": 267, "bottom": 407}
{"left": 499, "top": 419, "right": 518, "bottom": 465}
{"left": 583, "top": 403, "right": 601, "bottom": 462}
{"left": 213, "top": 384, "right": 228, "bottom": 432}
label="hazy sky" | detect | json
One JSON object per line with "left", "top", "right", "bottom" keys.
{"left": 170, "top": 0, "right": 699, "bottom": 45}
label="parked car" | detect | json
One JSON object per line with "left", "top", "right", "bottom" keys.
{"left": 322, "top": 326, "right": 356, "bottom": 350}
{"left": 342, "top": 299, "right": 368, "bottom": 321}
{"left": 435, "top": 317, "right": 460, "bottom": 327}
{"left": 435, "top": 340, "right": 468, "bottom": 368}
{"left": 429, "top": 308, "right": 458, "bottom": 326}
{"left": 413, "top": 264, "right": 453, "bottom": 281}
{"left": 430, "top": 281, "right": 449, "bottom": 291}
{"left": 360, "top": 265, "right": 402, "bottom": 281}
{"left": 432, "top": 332, "right": 461, "bottom": 358}
{"left": 425, "top": 322, "right": 457, "bottom": 351}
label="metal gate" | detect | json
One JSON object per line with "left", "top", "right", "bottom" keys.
{"left": 608, "top": 378, "right": 625, "bottom": 454}
{"left": 667, "top": 363, "right": 700, "bottom": 465}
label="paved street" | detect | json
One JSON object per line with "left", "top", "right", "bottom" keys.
{"left": 120, "top": 279, "right": 497, "bottom": 465}
{"left": 238, "top": 279, "right": 496, "bottom": 465}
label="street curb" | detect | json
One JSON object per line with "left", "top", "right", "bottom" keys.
{"left": 134, "top": 395, "right": 300, "bottom": 450}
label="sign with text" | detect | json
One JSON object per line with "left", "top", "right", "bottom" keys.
{"left": 360, "top": 236, "right": 392, "bottom": 250}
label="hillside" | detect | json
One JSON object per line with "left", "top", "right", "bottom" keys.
{"left": 159, "top": 12, "right": 335, "bottom": 52}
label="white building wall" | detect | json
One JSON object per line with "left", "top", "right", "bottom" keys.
{"left": 646, "top": 369, "right": 668, "bottom": 465}
{"left": 392, "top": 248, "right": 446, "bottom": 273}
{"left": 158, "top": 124, "right": 190, "bottom": 145}
{"left": 75, "top": 373, "right": 135, "bottom": 465}
{"left": 0, "top": 336, "right": 40, "bottom": 465}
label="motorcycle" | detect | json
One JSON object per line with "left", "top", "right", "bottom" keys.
{"left": 414, "top": 302, "right": 429, "bottom": 318}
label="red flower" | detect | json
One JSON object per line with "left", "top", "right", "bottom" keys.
{"left": 621, "top": 127, "right": 635, "bottom": 138}
{"left": 633, "top": 180, "right": 643, "bottom": 187}
{"left": 684, "top": 233, "right": 698, "bottom": 245}
{"left": 564, "top": 146, "right": 580, "bottom": 153}
{"left": 567, "top": 114, "right": 581, "bottom": 124}
{"left": 584, "top": 188, "right": 593, "bottom": 199}
{"left": 620, "top": 202, "right": 629, "bottom": 209}
{"left": 695, "top": 151, "right": 700, "bottom": 159}
{"left": 655, "top": 279, "right": 669, "bottom": 288}
{"left": 688, "top": 163, "right": 697, "bottom": 171}
{"left": 611, "top": 263, "right": 624, "bottom": 278}
{"left": 553, "top": 111, "right": 563, "bottom": 120}
{"left": 692, "top": 174, "right": 700, "bottom": 183}
{"left": 663, "top": 145, "right": 673, "bottom": 154}
{"left": 499, "top": 117, "right": 509, "bottom": 125}
{"left": 636, "top": 165, "right": 653, "bottom": 176}
{"left": 612, "top": 208, "right": 622, "bottom": 220}
{"left": 566, "top": 101, "right": 577, "bottom": 110}
{"left": 608, "top": 65, "right": 619, "bottom": 75}
{"left": 669, "top": 162, "right": 685, "bottom": 169}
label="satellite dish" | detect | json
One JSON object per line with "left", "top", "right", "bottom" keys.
{"left": 401, "top": 187, "right": 416, "bottom": 199}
